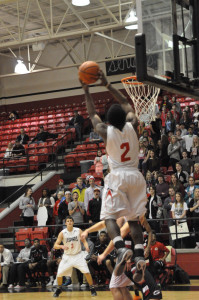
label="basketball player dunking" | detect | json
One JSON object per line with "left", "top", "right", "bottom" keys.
{"left": 53, "top": 216, "right": 97, "bottom": 297}
{"left": 81, "top": 70, "right": 147, "bottom": 282}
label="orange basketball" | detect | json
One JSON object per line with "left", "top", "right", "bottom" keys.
{"left": 79, "top": 61, "right": 100, "bottom": 84}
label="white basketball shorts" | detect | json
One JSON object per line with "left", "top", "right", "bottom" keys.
{"left": 109, "top": 273, "right": 133, "bottom": 289}
{"left": 57, "top": 251, "right": 90, "bottom": 277}
{"left": 100, "top": 168, "right": 147, "bottom": 220}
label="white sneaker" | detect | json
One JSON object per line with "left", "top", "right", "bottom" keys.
{"left": 81, "top": 283, "right": 88, "bottom": 288}
{"left": 8, "top": 284, "right": 14, "bottom": 289}
{"left": 67, "top": 283, "right": 80, "bottom": 289}
{"left": 53, "top": 278, "right": 58, "bottom": 286}
{"left": 14, "top": 285, "right": 25, "bottom": 291}
{"left": 46, "top": 280, "right": 54, "bottom": 287}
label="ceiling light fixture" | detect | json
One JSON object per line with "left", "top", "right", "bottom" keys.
{"left": 72, "top": 0, "right": 90, "bottom": 6}
{"left": 14, "top": 60, "right": 29, "bottom": 74}
{"left": 125, "top": 9, "right": 138, "bottom": 30}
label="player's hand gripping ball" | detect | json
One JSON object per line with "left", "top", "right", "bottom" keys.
{"left": 78, "top": 61, "right": 100, "bottom": 84}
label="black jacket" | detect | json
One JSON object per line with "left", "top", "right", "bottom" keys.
{"left": 69, "top": 114, "right": 84, "bottom": 127}
{"left": 87, "top": 197, "right": 101, "bottom": 222}
{"left": 29, "top": 245, "right": 48, "bottom": 263}
{"left": 58, "top": 200, "right": 69, "bottom": 221}
{"left": 31, "top": 131, "right": 58, "bottom": 143}
{"left": 17, "top": 134, "right": 30, "bottom": 145}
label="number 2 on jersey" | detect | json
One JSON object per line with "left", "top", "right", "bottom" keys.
{"left": 120, "top": 142, "right": 131, "bottom": 162}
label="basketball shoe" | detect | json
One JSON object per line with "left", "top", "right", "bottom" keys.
{"left": 133, "top": 257, "right": 146, "bottom": 283}
{"left": 114, "top": 248, "right": 133, "bottom": 276}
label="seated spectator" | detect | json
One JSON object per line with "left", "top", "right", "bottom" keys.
{"left": 145, "top": 171, "right": 155, "bottom": 193}
{"left": 87, "top": 187, "right": 102, "bottom": 223}
{"left": 146, "top": 186, "right": 162, "bottom": 233}
{"left": 53, "top": 179, "right": 65, "bottom": 198}
{"left": 143, "top": 149, "right": 160, "bottom": 175}
{"left": 188, "top": 188, "right": 199, "bottom": 249}
{"left": 160, "top": 95, "right": 172, "bottom": 111}
{"left": 19, "top": 188, "right": 35, "bottom": 227}
{"left": 87, "top": 231, "right": 115, "bottom": 285}
{"left": 68, "top": 192, "right": 85, "bottom": 224}
{"left": 182, "top": 127, "right": 197, "bottom": 155}
{"left": 165, "top": 111, "right": 176, "bottom": 134}
{"left": 38, "top": 188, "right": 55, "bottom": 230}
{"left": 193, "top": 163, "right": 199, "bottom": 185}
{"left": 192, "top": 104, "right": 199, "bottom": 124}
{"left": 89, "top": 128, "right": 103, "bottom": 142}
{"left": 17, "top": 128, "right": 29, "bottom": 145}
{"left": 72, "top": 177, "right": 86, "bottom": 203}
{"left": 4, "top": 142, "right": 13, "bottom": 159}
{"left": 163, "top": 187, "right": 176, "bottom": 225}
{"left": 190, "top": 136, "right": 199, "bottom": 163}
{"left": 65, "top": 110, "right": 84, "bottom": 141}
{"left": 179, "top": 150, "right": 194, "bottom": 174}
{"left": 180, "top": 123, "right": 187, "bottom": 136}
{"left": 94, "top": 150, "right": 103, "bottom": 173}
{"left": 156, "top": 174, "right": 169, "bottom": 202}
{"left": 30, "top": 125, "right": 58, "bottom": 144}
{"left": 185, "top": 176, "right": 198, "bottom": 204}
{"left": 0, "top": 244, "right": 14, "bottom": 289}
{"left": 170, "top": 174, "right": 185, "bottom": 196}
{"left": 170, "top": 96, "right": 182, "bottom": 115}
{"left": 19, "top": 238, "right": 48, "bottom": 288}
{"left": 101, "top": 150, "right": 108, "bottom": 175}
{"left": 46, "top": 248, "right": 63, "bottom": 286}
{"left": 8, "top": 238, "right": 31, "bottom": 290}
{"left": 149, "top": 112, "right": 162, "bottom": 144}
{"left": 171, "top": 192, "right": 188, "bottom": 248}
{"left": 53, "top": 191, "right": 64, "bottom": 237}
{"left": 167, "top": 135, "right": 181, "bottom": 172}
{"left": 58, "top": 191, "right": 71, "bottom": 224}
{"left": 8, "top": 110, "right": 19, "bottom": 121}
{"left": 12, "top": 140, "right": 25, "bottom": 157}
{"left": 180, "top": 111, "right": 191, "bottom": 129}
{"left": 138, "top": 141, "right": 147, "bottom": 172}
{"left": 149, "top": 232, "right": 170, "bottom": 280}
{"left": 175, "top": 162, "right": 188, "bottom": 186}
{"left": 171, "top": 104, "right": 180, "bottom": 123}
{"left": 84, "top": 176, "right": 99, "bottom": 211}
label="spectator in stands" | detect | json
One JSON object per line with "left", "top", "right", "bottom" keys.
{"left": 84, "top": 176, "right": 98, "bottom": 211}
{"left": 146, "top": 186, "right": 162, "bottom": 233}
{"left": 170, "top": 96, "right": 182, "bottom": 115}
{"left": 53, "top": 179, "right": 65, "bottom": 198}
{"left": 46, "top": 248, "right": 62, "bottom": 286}
{"left": 179, "top": 150, "right": 194, "bottom": 174}
{"left": 8, "top": 238, "right": 31, "bottom": 290}
{"left": 180, "top": 111, "right": 191, "bottom": 129}
{"left": 137, "top": 121, "right": 146, "bottom": 137}
{"left": 94, "top": 149, "right": 103, "bottom": 173}
{"left": 4, "top": 142, "right": 13, "bottom": 159}
{"left": 8, "top": 110, "right": 19, "bottom": 121}
{"left": 53, "top": 191, "right": 63, "bottom": 237}
{"left": 12, "top": 140, "right": 25, "bottom": 157}
{"left": 160, "top": 95, "right": 172, "bottom": 111}
{"left": 0, "top": 244, "right": 14, "bottom": 289}
{"left": 87, "top": 231, "right": 114, "bottom": 285}
{"left": 139, "top": 130, "right": 152, "bottom": 143}
{"left": 170, "top": 174, "right": 185, "bottom": 195}
{"left": 193, "top": 163, "right": 199, "bottom": 185}
{"left": 65, "top": 110, "right": 84, "bottom": 141}
{"left": 188, "top": 188, "right": 199, "bottom": 249}
{"left": 163, "top": 187, "right": 176, "bottom": 223}
{"left": 149, "top": 232, "right": 170, "bottom": 280}
{"left": 38, "top": 188, "right": 55, "bottom": 230}
{"left": 185, "top": 176, "right": 198, "bottom": 204}
{"left": 149, "top": 112, "right": 162, "bottom": 144}
{"left": 72, "top": 177, "right": 86, "bottom": 203}
{"left": 156, "top": 174, "right": 169, "bottom": 202}
{"left": 192, "top": 104, "right": 199, "bottom": 124}
{"left": 138, "top": 141, "right": 147, "bottom": 172}
{"left": 182, "top": 127, "right": 197, "bottom": 155}
{"left": 17, "top": 128, "right": 29, "bottom": 145}
{"left": 145, "top": 171, "right": 156, "bottom": 193}
{"left": 143, "top": 149, "right": 160, "bottom": 175}
{"left": 175, "top": 162, "right": 188, "bottom": 186}
{"left": 190, "top": 136, "right": 199, "bottom": 163}
{"left": 101, "top": 150, "right": 108, "bottom": 175}
{"left": 180, "top": 123, "right": 187, "bottom": 136}
{"left": 89, "top": 128, "right": 103, "bottom": 142}
{"left": 176, "top": 129, "right": 185, "bottom": 152}
{"left": 87, "top": 187, "right": 102, "bottom": 223}
{"left": 165, "top": 111, "right": 176, "bottom": 134}
{"left": 171, "top": 104, "right": 180, "bottom": 123}
{"left": 58, "top": 191, "right": 71, "bottom": 224}
{"left": 68, "top": 191, "right": 85, "bottom": 224}
{"left": 156, "top": 139, "right": 169, "bottom": 168}
{"left": 30, "top": 125, "right": 58, "bottom": 144}
{"left": 167, "top": 135, "right": 181, "bottom": 172}
{"left": 19, "top": 188, "right": 35, "bottom": 226}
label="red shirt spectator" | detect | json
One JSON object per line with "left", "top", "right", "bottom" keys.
{"left": 150, "top": 233, "right": 170, "bottom": 262}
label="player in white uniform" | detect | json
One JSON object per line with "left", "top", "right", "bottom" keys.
{"left": 53, "top": 216, "right": 97, "bottom": 297}
{"left": 81, "top": 70, "right": 147, "bottom": 282}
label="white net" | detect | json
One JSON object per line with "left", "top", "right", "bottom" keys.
{"left": 121, "top": 76, "right": 160, "bottom": 124}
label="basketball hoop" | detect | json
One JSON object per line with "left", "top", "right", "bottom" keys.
{"left": 121, "top": 76, "right": 160, "bottom": 124}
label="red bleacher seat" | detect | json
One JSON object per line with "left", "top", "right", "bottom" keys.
{"left": 75, "top": 144, "right": 87, "bottom": 152}
{"left": 99, "top": 142, "right": 105, "bottom": 149}
{"left": 88, "top": 151, "right": 97, "bottom": 160}
{"left": 164, "top": 175, "right": 171, "bottom": 183}
{"left": 167, "top": 166, "right": 174, "bottom": 174}
{"left": 28, "top": 149, "right": 37, "bottom": 155}
{"left": 88, "top": 164, "right": 96, "bottom": 174}
{"left": 15, "top": 158, "right": 28, "bottom": 172}
{"left": 75, "top": 153, "right": 88, "bottom": 166}
{"left": 29, "top": 156, "right": 39, "bottom": 171}
{"left": 86, "top": 143, "right": 98, "bottom": 151}
{"left": 46, "top": 141, "right": 57, "bottom": 153}
{"left": 16, "top": 228, "right": 32, "bottom": 248}
{"left": 38, "top": 148, "right": 48, "bottom": 162}
{"left": 92, "top": 172, "right": 103, "bottom": 180}
{"left": 31, "top": 227, "right": 48, "bottom": 245}
{"left": 64, "top": 154, "right": 76, "bottom": 168}
{"left": 81, "top": 172, "right": 92, "bottom": 180}
{"left": 69, "top": 182, "right": 77, "bottom": 190}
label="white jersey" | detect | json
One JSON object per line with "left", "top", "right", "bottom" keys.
{"left": 106, "top": 122, "right": 139, "bottom": 170}
{"left": 62, "top": 227, "right": 81, "bottom": 255}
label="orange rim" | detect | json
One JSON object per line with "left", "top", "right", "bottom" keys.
{"left": 161, "top": 75, "right": 172, "bottom": 80}
{"left": 121, "top": 76, "right": 144, "bottom": 85}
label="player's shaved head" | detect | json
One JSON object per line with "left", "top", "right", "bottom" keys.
{"left": 107, "top": 104, "right": 126, "bottom": 130}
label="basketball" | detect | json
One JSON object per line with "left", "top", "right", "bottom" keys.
{"left": 78, "top": 61, "right": 100, "bottom": 84}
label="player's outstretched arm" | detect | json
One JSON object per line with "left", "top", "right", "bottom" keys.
{"left": 54, "top": 232, "right": 64, "bottom": 250}
{"left": 81, "top": 220, "right": 106, "bottom": 241}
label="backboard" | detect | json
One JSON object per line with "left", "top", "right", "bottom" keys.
{"left": 135, "top": 0, "right": 199, "bottom": 99}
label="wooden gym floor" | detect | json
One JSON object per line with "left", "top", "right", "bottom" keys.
{"left": 1, "top": 280, "right": 199, "bottom": 300}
